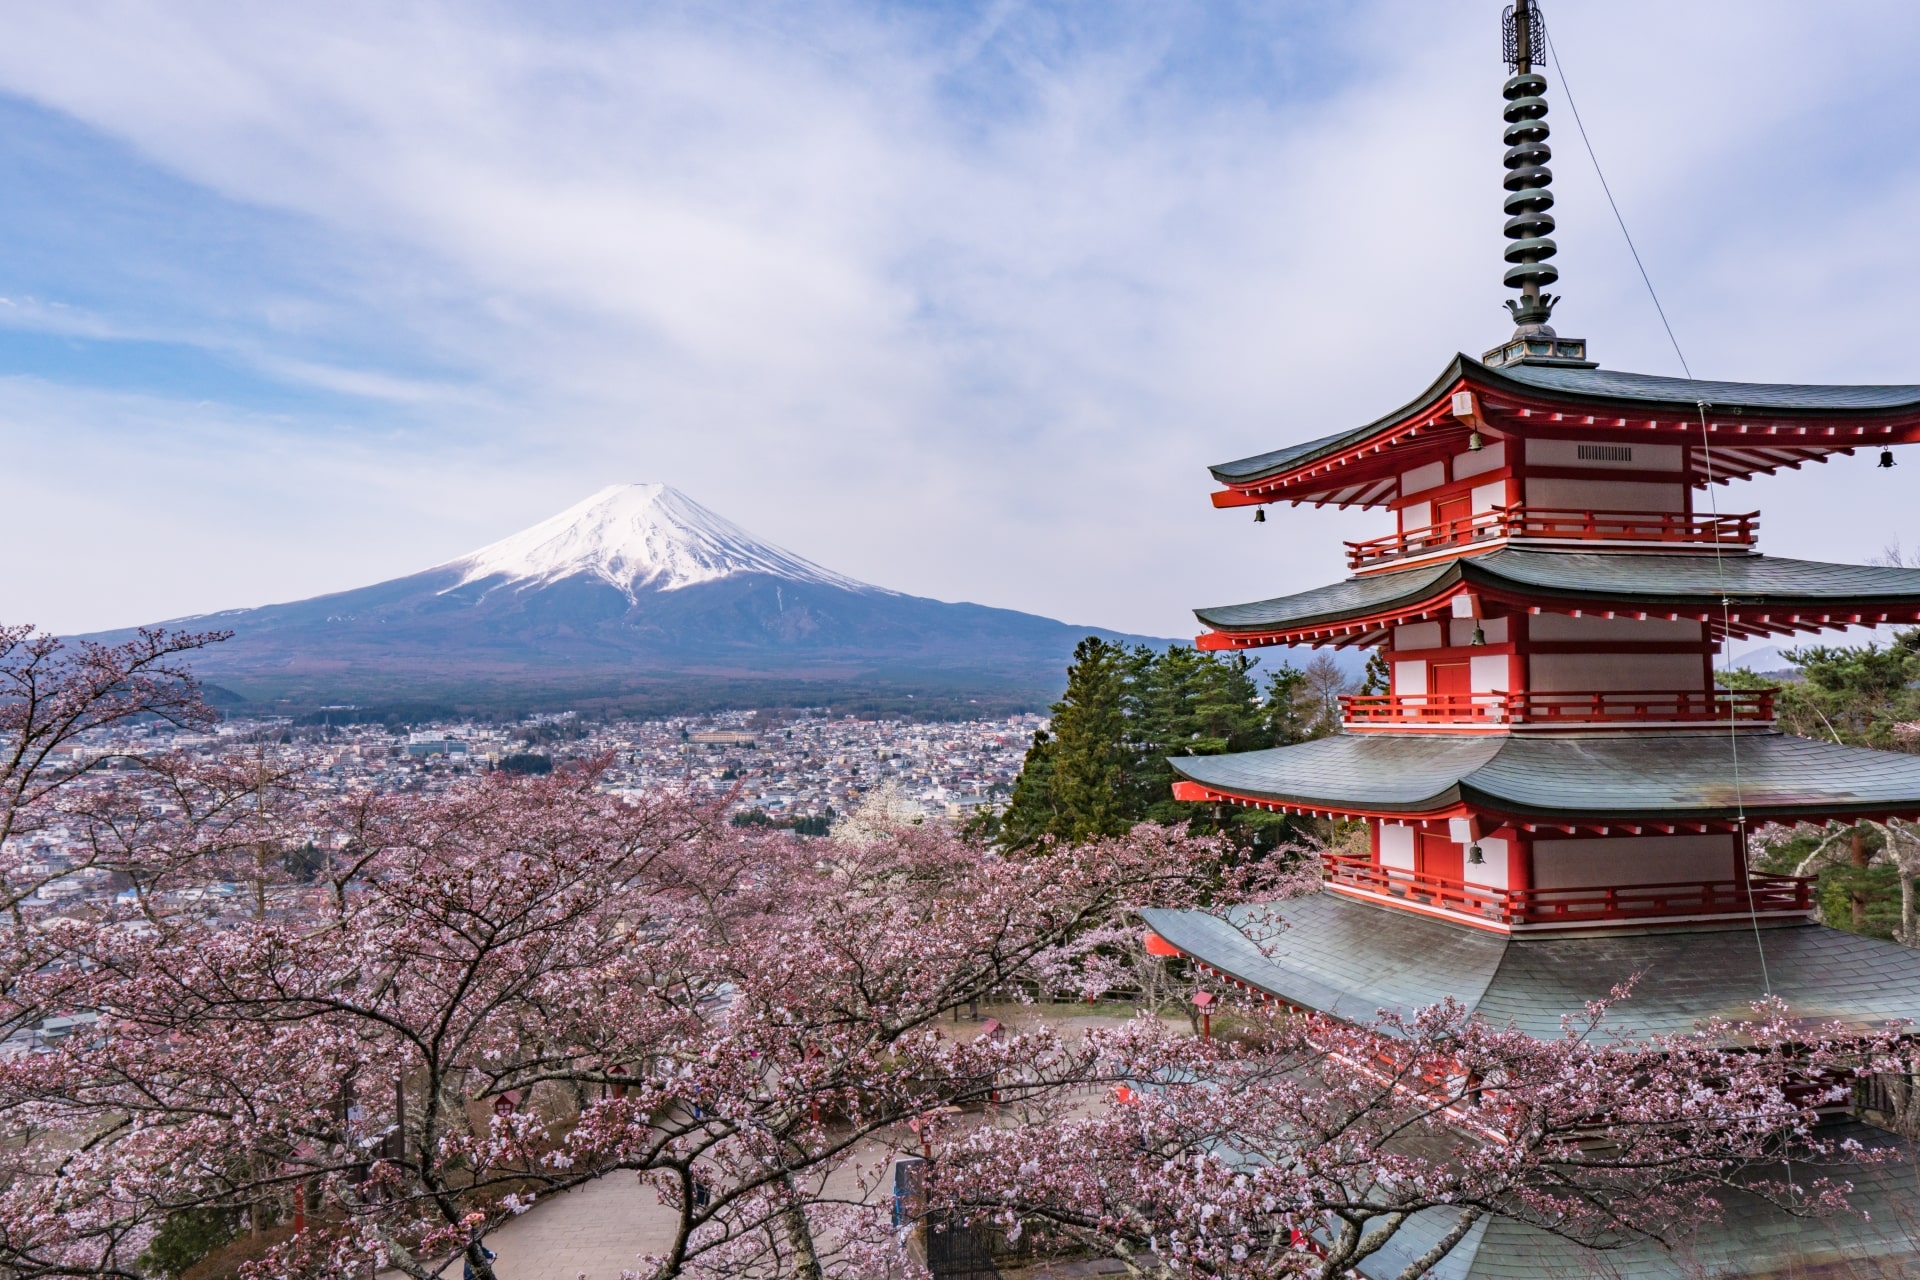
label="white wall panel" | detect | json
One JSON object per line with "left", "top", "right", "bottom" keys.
{"left": 1394, "top": 661, "right": 1428, "bottom": 695}
{"left": 1531, "top": 834, "right": 1737, "bottom": 889}
{"left": 1529, "top": 615, "right": 1702, "bottom": 642}
{"left": 1454, "top": 442, "right": 1507, "bottom": 480}
{"left": 1379, "top": 824, "right": 1415, "bottom": 871}
{"left": 1470, "top": 654, "right": 1510, "bottom": 692}
{"left": 1401, "top": 462, "right": 1446, "bottom": 495}
{"left": 1394, "top": 622, "right": 1444, "bottom": 650}
{"left": 1529, "top": 652, "right": 1707, "bottom": 692}
{"left": 1524, "top": 478, "right": 1686, "bottom": 513}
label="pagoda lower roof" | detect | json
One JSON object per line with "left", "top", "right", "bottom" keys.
{"left": 1168, "top": 730, "right": 1920, "bottom": 826}
{"left": 1195, "top": 548, "right": 1920, "bottom": 645}
{"left": 1355, "top": 1142, "right": 1920, "bottom": 1279}
{"left": 1209, "top": 354, "right": 1920, "bottom": 507}
{"left": 1145, "top": 892, "right": 1920, "bottom": 1275}
{"left": 1139, "top": 892, "right": 1920, "bottom": 1038}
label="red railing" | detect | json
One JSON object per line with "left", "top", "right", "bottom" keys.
{"left": 1345, "top": 506, "right": 1759, "bottom": 570}
{"left": 1323, "top": 854, "right": 1813, "bottom": 925}
{"left": 1340, "top": 689, "right": 1776, "bottom": 728}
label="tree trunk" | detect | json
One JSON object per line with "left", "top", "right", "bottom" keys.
{"left": 779, "top": 1173, "right": 824, "bottom": 1280}
{"left": 1852, "top": 826, "right": 1871, "bottom": 930}
{"left": 1903, "top": 859, "right": 1917, "bottom": 948}
{"left": 1886, "top": 821, "right": 1919, "bottom": 947}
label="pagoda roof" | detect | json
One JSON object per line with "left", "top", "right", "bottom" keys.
{"left": 1138, "top": 892, "right": 1920, "bottom": 1038}
{"left": 1144, "top": 892, "right": 1920, "bottom": 1274}
{"left": 1209, "top": 354, "right": 1920, "bottom": 509}
{"left": 1356, "top": 1124, "right": 1917, "bottom": 1279}
{"left": 1167, "top": 730, "right": 1920, "bottom": 826}
{"left": 1195, "top": 548, "right": 1920, "bottom": 647}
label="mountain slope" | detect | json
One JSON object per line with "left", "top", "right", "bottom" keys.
{"left": 92, "top": 485, "right": 1171, "bottom": 714}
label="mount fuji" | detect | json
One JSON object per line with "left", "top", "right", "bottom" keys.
{"left": 93, "top": 485, "right": 1170, "bottom": 715}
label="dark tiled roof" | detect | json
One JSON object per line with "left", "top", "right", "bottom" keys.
{"left": 1502, "top": 362, "right": 1920, "bottom": 412}
{"left": 1208, "top": 426, "right": 1361, "bottom": 484}
{"left": 1208, "top": 354, "right": 1920, "bottom": 486}
{"left": 1139, "top": 893, "right": 1920, "bottom": 1038}
{"left": 1209, "top": 359, "right": 1472, "bottom": 484}
{"left": 1141, "top": 894, "right": 1507, "bottom": 1026}
{"left": 1194, "top": 550, "right": 1920, "bottom": 633}
{"left": 1357, "top": 1124, "right": 1919, "bottom": 1279}
{"left": 1170, "top": 730, "right": 1920, "bottom": 823}
{"left": 1481, "top": 549, "right": 1920, "bottom": 603}
{"left": 1169, "top": 734, "right": 1502, "bottom": 812}
{"left": 1195, "top": 561, "right": 1454, "bottom": 632}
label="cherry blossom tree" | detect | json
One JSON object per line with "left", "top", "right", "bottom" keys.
{"left": 926, "top": 994, "right": 1895, "bottom": 1279}
{"left": 0, "top": 624, "right": 240, "bottom": 918}
{"left": 0, "top": 627, "right": 1899, "bottom": 1280}
{"left": 0, "top": 747, "right": 1281, "bottom": 1279}
{"left": 0, "top": 625, "right": 292, "bottom": 1044}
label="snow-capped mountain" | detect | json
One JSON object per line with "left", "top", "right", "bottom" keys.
{"left": 91, "top": 485, "right": 1168, "bottom": 713}
{"left": 442, "top": 484, "right": 878, "bottom": 599}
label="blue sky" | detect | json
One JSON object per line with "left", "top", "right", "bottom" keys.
{"left": 4, "top": 0, "right": 1920, "bottom": 640}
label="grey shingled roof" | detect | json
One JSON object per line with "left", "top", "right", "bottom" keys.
{"left": 1502, "top": 362, "right": 1920, "bottom": 412}
{"left": 1170, "top": 730, "right": 1920, "bottom": 823}
{"left": 1211, "top": 357, "right": 1472, "bottom": 484}
{"left": 1138, "top": 893, "right": 1920, "bottom": 1038}
{"left": 1209, "top": 354, "right": 1920, "bottom": 486}
{"left": 1359, "top": 1126, "right": 1920, "bottom": 1280}
{"left": 1194, "top": 549, "right": 1920, "bottom": 633}
{"left": 1141, "top": 894, "right": 1507, "bottom": 1027}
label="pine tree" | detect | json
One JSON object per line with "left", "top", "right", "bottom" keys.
{"left": 1044, "top": 637, "right": 1144, "bottom": 842}
{"left": 997, "top": 641, "right": 1318, "bottom": 850}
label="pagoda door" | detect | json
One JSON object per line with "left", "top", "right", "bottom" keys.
{"left": 1416, "top": 832, "right": 1463, "bottom": 886}
{"left": 1434, "top": 493, "right": 1471, "bottom": 539}
{"left": 1431, "top": 661, "right": 1471, "bottom": 713}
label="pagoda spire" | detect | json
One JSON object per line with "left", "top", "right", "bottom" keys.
{"left": 1485, "top": 1, "right": 1590, "bottom": 368}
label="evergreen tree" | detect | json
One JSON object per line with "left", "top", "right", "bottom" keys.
{"left": 996, "top": 640, "right": 1331, "bottom": 849}
{"left": 1731, "top": 629, "right": 1920, "bottom": 940}
{"left": 1776, "top": 629, "right": 1920, "bottom": 750}
{"left": 1042, "top": 637, "right": 1143, "bottom": 842}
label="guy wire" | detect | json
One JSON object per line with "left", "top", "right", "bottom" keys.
{"left": 1543, "top": 28, "right": 1692, "bottom": 380}
{"left": 1696, "top": 399, "right": 1772, "bottom": 996}
{"left": 1536, "top": 16, "right": 1770, "bottom": 995}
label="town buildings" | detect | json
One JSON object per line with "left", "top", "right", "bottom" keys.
{"left": 0, "top": 709, "right": 1035, "bottom": 958}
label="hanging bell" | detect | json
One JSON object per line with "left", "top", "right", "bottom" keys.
{"left": 1470, "top": 626, "right": 1486, "bottom": 646}
{"left": 1467, "top": 429, "right": 1484, "bottom": 452}
{"left": 1467, "top": 844, "right": 1485, "bottom": 866}
{"left": 1880, "top": 449, "right": 1897, "bottom": 469}
{"left": 1253, "top": 508, "right": 1266, "bottom": 523}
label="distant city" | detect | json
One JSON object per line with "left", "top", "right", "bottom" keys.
{"left": 6, "top": 707, "right": 1038, "bottom": 1053}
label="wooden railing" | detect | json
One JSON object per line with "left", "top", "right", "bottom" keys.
{"left": 1340, "top": 689, "right": 1776, "bottom": 728}
{"left": 1323, "top": 854, "right": 1813, "bottom": 925}
{"left": 1345, "top": 506, "right": 1759, "bottom": 569}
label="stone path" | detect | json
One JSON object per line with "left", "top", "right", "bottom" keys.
{"left": 470, "top": 1173, "right": 677, "bottom": 1279}
{"left": 385, "top": 1004, "right": 1173, "bottom": 1278}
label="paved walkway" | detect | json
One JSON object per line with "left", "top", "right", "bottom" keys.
{"left": 385, "top": 1004, "right": 1171, "bottom": 1278}
{"left": 474, "top": 1173, "right": 677, "bottom": 1279}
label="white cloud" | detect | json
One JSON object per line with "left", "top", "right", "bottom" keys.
{"left": 0, "top": 1, "right": 1917, "bottom": 640}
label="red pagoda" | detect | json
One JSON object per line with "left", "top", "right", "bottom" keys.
{"left": 1142, "top": 3, "right": 1920, "bottom": 1274}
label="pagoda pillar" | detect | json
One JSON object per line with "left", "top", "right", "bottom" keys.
{"left": 1504, "top": 827, "right": 1532, "bottom": 912}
